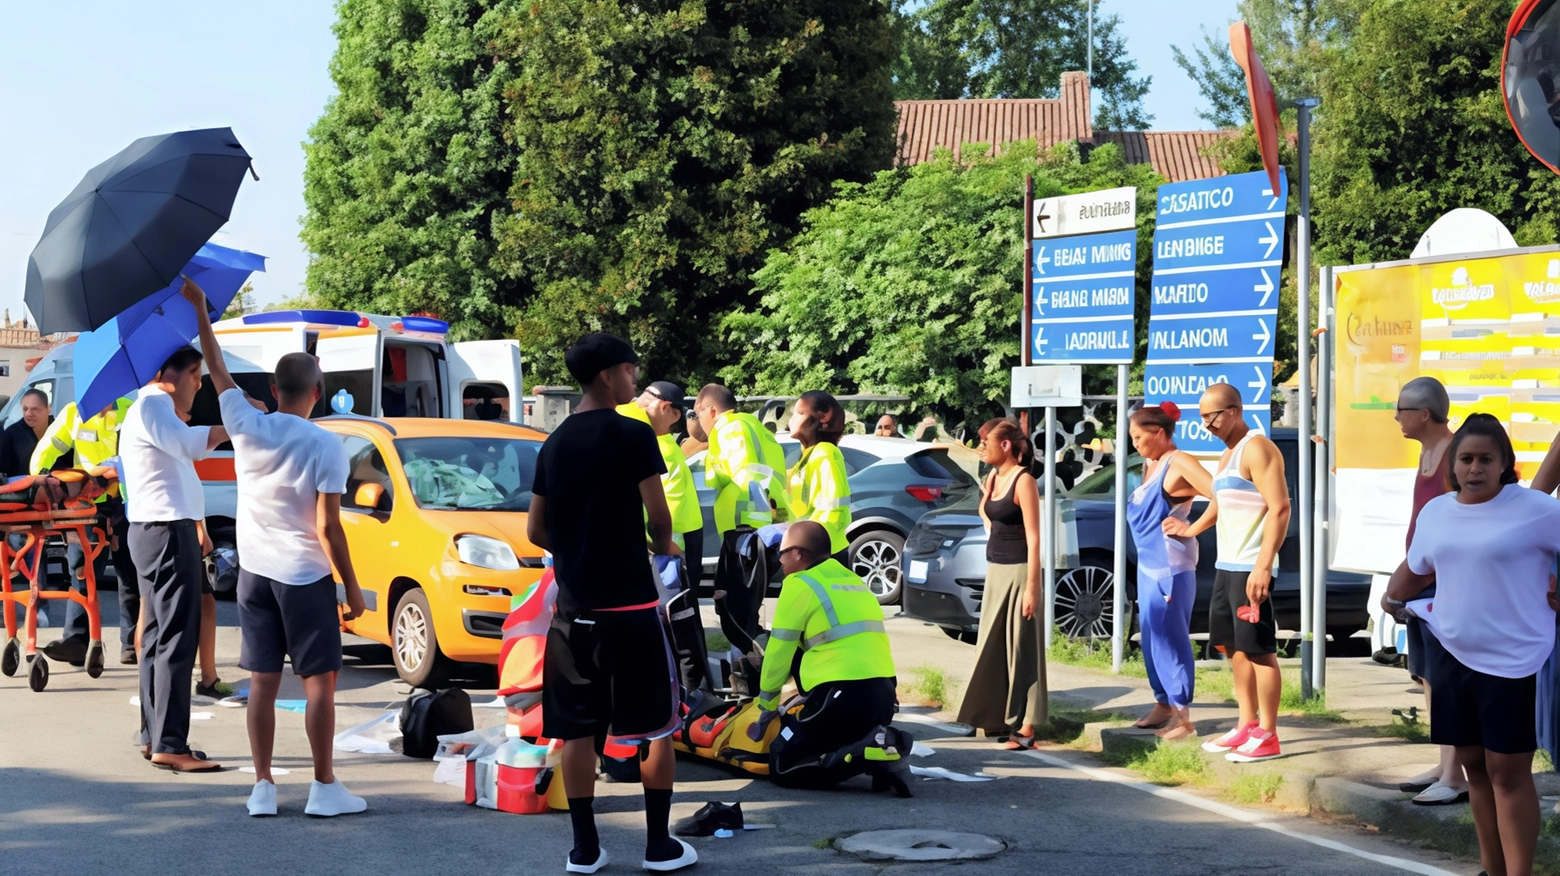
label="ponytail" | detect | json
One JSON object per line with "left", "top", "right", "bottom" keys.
{"left": 979, "top": 418, "right": 1032, "bottom": 466}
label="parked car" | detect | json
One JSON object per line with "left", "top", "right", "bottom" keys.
{"left": 687, "top": 435, "right": 979, "bottom": 604}
{"left": 901, "top": 428, "right": 1371, "bottom": 645}
{"left": 318, "top": 416, "right": 547, "bottom": 687}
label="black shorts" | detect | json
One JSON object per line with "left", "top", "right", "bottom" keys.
{"left": 1430, "top": 646, "right": 1537, "bottom": 754}
{"left": 542, "top": 606, "right": 678, "bottom": 743}
{"left": 237, "top": 570, "right": 343, "bottom": 677}
{"left": 1208, "top": 568, "right": 1277, "bottom": 656}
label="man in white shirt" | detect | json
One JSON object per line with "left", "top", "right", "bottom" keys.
{"left": 186, "top": 279, "right": 368, "bottom": 817}
{"left": 121, "top": 346, "right": 229, "bottom": 773}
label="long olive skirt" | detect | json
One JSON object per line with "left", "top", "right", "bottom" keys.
{"left": 955, "top": 562, "right": 1048, "bottom": 732}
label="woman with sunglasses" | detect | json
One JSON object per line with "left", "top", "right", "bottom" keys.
{"left": 955, "top": 418, "right": 1046, "bottom": 749}
{"left": 1387, "top": 413, "right": 1560, "bottom": 876}
{"left": 1125, "top": 401, "right": 1214, "bottom": 741}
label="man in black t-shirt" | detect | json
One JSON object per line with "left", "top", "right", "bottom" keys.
{"left": 527, "top": 332, "right": 696, "bottom": 874}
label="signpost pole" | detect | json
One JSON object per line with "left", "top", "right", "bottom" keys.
{"left": 1112, "top": 364, "right": 1127, "bottom": 672}
{"left": 1296, "top": 97, "right": 1318, "bottom": 701}
{"left": 1044, "top": 406, "right": 1058, "bottom": 652}
{"left": 1022, "top": 176, "right": 1035, "bottom": 437}
{"left": 1312, "top": 265, "right": 1333, "bottom": 692}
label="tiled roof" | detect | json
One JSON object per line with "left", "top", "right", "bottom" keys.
{"left": 895, "top": 72, "right": 1092, "bottom": 165}
{"left": 894, "top": 71, "right": 1239, "bottom": 183}
{"left": 0, "top": 328, "right": 47, "bottom": 349}
{"left": 1093, "top": 130, "right": 1236, "bottom": 183}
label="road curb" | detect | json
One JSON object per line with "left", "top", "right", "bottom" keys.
{"left": 1309, "top": 777, "right": 1483, "bottom": 860}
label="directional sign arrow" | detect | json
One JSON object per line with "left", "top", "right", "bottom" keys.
{"left": 1034, "top": 326, "right": 1049, "bottom": 354}
{"left": 1248, "top": 413, "right": 1267, "bottom": 436}
{"left": 1033, "top": 286, "right": 1047, "bottom": 316}
{"left": 1254, "top": 268, "right": 1275, "bottom": 308}
{"left": 1247, "top": 365, "right": 1268, "bottom": 405}
{"left": 1262, "top": 186, "right": 1280, "bottom": 211}
{"left": 1253, "top": 318, "right": 1272, "bottom": 356}
{"left": 1259, "top": 221, "right": 1280, "bottom": 260}
{"left": 1034, "top": 245, "right": 1050, "bottom": 276}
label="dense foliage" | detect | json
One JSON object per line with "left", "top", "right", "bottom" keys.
{"left": 724, "top": 143, "right": 1164, "bottom": 427}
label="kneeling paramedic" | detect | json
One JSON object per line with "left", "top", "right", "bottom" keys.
{"left": 752, "top": 521, "right": 909, "bottom": 794}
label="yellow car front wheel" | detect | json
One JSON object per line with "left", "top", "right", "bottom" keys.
{"left": 393, "top": 588, "right": 451, "bottom": 689}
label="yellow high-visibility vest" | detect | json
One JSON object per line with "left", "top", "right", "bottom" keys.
{"left": 706, "top": 411, "right": 785, "bottom": 533}
{"left": 787, "top": 442, "right": 851, "bottom": 555}
{"left": 32, "top": 399, "right": 132, "bottom": 503}
{"left": 757, "top": 558, "right": 896, "bottom": 711}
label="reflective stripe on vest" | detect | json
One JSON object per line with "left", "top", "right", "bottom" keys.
{"left": 49, "top": 436, "right": 70, "bottom": 453}
{"left": 803, "top": 619, "right": 887, "bottom": 649}
{"left": 796, "top": 574, "right": 840, "bottom": 626}
{"left": 770, "top": 628, "right": 803, "bottom": 642}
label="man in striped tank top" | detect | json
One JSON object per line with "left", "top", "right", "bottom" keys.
{"left": 1171, "top": 383, "right": 1291, "bottom": 762}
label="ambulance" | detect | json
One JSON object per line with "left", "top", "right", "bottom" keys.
{"left": 0, "top": 309, "right": 525, "bottom": 592}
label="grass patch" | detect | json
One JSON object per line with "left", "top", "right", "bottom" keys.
{"left": 1228, "top": 771, "right": 1285, "bottom": 805}
{"left": 811, "top": 837, "right": 833, "bottom": 850}
{"left": 1363, "top": 711, "right": 1430, "bottom": 744}
{"left": 705, "top": 631, "right": 731, "bottom": 653}
{"left": 1047, "top": 629, "right": 1150, "bottom": 678}
{"left": 1193, "top": 665, "right": 1343, "bottom": 721}
{"left": 1538, "top": 750, "right": 1555, "bottom": 773}
{"left": 1104, "top": 739, "right": 1212, "bottom": 786}
{"left": 902, "top": 665, "right": 956, "bottom": 709}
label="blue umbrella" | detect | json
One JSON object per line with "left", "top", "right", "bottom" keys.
{"left": 73, "top": 242, "right": 265, "bottom": 417}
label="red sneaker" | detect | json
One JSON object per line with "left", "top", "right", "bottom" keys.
{"left": 1201, "top": 720, "right": 1257, "bottom": 753}
{"left": 1225, "top": 728, "right": 1282, "bottom": 762}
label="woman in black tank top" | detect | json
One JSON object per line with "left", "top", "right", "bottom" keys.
{"left": 954, "top": 418, "right": 1048, "bottom": 749}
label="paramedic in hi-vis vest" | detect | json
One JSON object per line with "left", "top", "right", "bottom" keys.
{"left": 32, "top": 399, "right": 142, "bottom": 667}
{"left": 754, "top": 521, "right": 901, "bottom": 790}
{"left": 784, "top": 391, "right": 852, "bottom": 563}
{"left": 693, "top": 384, "right": 786, "bottom": 642}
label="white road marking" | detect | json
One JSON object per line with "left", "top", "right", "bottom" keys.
{"left": 1023, "top": 750, "right": 1459, "bottom": 876}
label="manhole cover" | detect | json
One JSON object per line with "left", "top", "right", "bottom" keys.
{"left": 836, "top": 830, "right": 1007, "bottom": 861}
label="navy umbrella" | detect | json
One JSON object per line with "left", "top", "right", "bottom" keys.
{"left": 24, "top": 128, "right": 254, "bottom": 333}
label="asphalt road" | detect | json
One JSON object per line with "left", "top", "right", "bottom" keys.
{"left": 0, "top": 595, "right": 1474, "bottom": 876}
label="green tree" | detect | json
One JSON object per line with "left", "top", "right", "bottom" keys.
{"left": 220, "top": 281, "right": 257, "bottom": 321}
{"left": 302, "top": 0, "right": 524, "bottom": 343}
{"left": 724, "top": 142, "right": 1163, "bottom": 427}
{"left": 891, "top": 0, "right": 1153, "bottom": 130}
{"left": 491, "top": 0, "right": 899, "bottom": 387}
{"left": 1171, "top": 0, "right": 1354, "bottom": 127}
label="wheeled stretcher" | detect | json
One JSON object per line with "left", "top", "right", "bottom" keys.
{"left": 0, "top": 471, "right": 114, "bottom": 692}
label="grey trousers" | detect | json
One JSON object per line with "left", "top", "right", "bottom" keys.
{"left": 131, "top": 520, "right": 202, "bottom": 755}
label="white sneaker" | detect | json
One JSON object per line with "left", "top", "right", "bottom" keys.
{"left": 643, "top": 838, "right": 698, "bottom": 872}
{"left": 566, "top": 848, "right": 610, "bottom": 874}
{"left": 247, "top": 780, "right": 277, "bottom": 817}
{"left": 304, "top": 779, "right": 367, "bottom": 817}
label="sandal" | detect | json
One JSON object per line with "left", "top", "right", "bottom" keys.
{"left": 1001, "top": 735, "right": 1035, "bottom": 751}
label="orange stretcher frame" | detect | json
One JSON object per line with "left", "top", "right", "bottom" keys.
{"left": 0, "top": 514, "right": 107, "bottom": 691}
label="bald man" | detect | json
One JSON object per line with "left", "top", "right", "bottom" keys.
{"left": 1167, "top": 382, "right": 1290, "bottom": 763}
{"left": 754, "top": 521, "right": 899, "bottom": 789}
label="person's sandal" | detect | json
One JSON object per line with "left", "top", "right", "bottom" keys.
{"left": 1002, "top": 735, "right": 1035, "bottom": 751}
{"left": 150, "top": 751, "right": 221, "bottom": 772}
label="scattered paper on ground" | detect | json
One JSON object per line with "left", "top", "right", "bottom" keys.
{"left": 910, "top": 766, "right": 996, "bottom": 782}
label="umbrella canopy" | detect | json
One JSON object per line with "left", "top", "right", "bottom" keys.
{"left": 73, "top": 243, "right": 265, "bottom": 418}
{"left": 25, "top": 128, "right": 253, "bottom": 333}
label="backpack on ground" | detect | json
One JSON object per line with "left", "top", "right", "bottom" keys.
{"left": 401, "top": 687, "right": 473, "bottom": 759}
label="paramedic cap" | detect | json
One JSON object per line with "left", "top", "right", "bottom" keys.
{"left": 565, "top": 332, "right": 638, "bottom": 386}
{"left": 644, "top": 381, "right": 686, "bottom": 412}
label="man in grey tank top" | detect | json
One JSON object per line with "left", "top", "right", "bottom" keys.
{"left": 1167, "top": 383, "right": 1291, "bottom": 762}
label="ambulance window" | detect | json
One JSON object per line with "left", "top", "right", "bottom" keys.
{"left": 341, "top": 435, "right": 394, "bottom": 512}
{"left": 189, "top": 375, "right": 280, "bottom": 449}
{"left": 382, "top": 342, "right": 443, "bottom": 419}
{"left": 323, "top": 371, "right": 375, "bottom": 417}
{"left": 462, "top": 383, "right": 509, "bottom": 421}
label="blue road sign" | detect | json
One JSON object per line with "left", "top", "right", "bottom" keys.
{"left": 1143, "top": 363, "right": 1271, "bottom": 409}
{"left": 1146, "top": 312, "right": 1276, "bottom": 363}
{"left": 1150, "top": 219, "right": 1285, "bottom": 273}
{"left": 1155, "top": 172, "right": 1289, "bottom": 226}
{"left": 1031, "top": 228, "right": 1136, "bottom": 364}
{"left": 1150, "top": 265, "right": 1279, "bottom": 317}
{"left": 1031, "top": 318, "right": 1133, "bottom": 363}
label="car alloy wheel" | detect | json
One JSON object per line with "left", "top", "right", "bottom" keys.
{"left": 849, "top": 530, "right": 906, "bottom": 605}
{"left": 1054, "top": 562, "right": 1120, "bottom": 640}
{"left": 395, "top": 601, "right": 429, "bottom": 674}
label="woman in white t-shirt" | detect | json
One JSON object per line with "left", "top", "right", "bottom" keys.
{"left": 1387, "top": 413, "right": 1560, "bottom": 876}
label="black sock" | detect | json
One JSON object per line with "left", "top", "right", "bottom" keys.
{"left": 568, "top": 797, "right": 599, "bottom": 863}
{"left": 644, "top": 788, "right": 679, "bottom": 860}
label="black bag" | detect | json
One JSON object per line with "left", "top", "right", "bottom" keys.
{"left": 400, "top": 687, "right": 473, "bottom": 759}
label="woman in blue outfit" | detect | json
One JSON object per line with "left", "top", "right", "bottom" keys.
{"left": 1126, "top": 402, "right": 1215, "bottom": 741}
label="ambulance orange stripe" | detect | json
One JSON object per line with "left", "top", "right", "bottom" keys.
{"left": 195, "top": 458, "right": 237, "bottom": 481}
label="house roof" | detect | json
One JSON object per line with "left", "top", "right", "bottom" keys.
{"left": 893, "top": 72, "right": 1238, "bottom": 183}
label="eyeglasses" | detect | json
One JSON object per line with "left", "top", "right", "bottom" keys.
{"left": 778, "top": 546, "right": 809, "bottom": 560}
{"left": 1199, "top": 406, "right": 1235, "bottom": 426}
{"left": 1393, "top": 406, "right": 1423, "bottom": 416}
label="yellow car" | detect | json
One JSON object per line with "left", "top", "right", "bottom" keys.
{"left": 317, "top": 416, "right": 547, "bottom": 687}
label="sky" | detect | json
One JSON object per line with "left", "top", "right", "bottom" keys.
{"left": 0, "top": 0, "right": 1236, "bottom": 325}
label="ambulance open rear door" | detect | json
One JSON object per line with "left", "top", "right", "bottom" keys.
{"left": 316, "top": 332, "right": 384, "bottom": 417}
{"left": 447, "top": 340, "right": 524, "bottom": 423}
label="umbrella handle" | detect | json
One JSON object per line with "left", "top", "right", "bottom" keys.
{"left": 249, "top": 163, "right": 260, "bottom": 182}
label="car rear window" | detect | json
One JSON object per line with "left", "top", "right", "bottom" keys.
{"left": 839, "top": 447, "right": 878, "bottom": 476}
{"left": 905, "top": 448, "right": 978, "bottom": 485}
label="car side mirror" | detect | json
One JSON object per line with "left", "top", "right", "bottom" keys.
{"left": 354, "top": 482, "right": 389, "bottom": 512}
